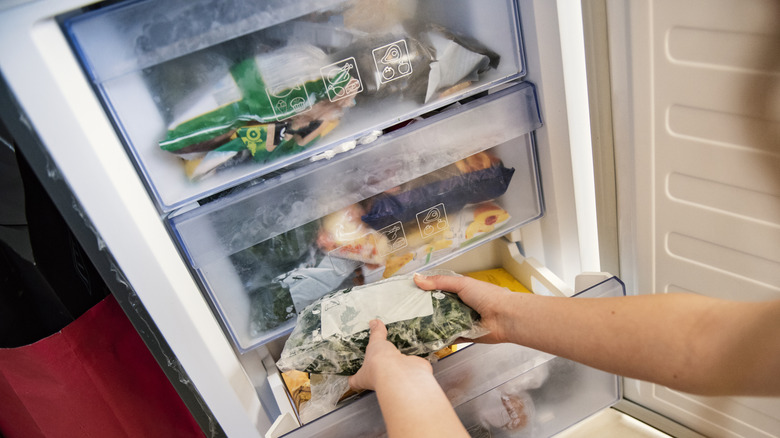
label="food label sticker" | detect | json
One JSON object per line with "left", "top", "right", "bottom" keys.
{"left": 320, "top": 278, "right": 434, "bottom": 338}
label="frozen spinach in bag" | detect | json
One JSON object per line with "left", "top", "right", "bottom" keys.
{"left": 229, "top": 223, "right": 319, "bottom": 335}
{"left": 276, "top": 273, "right": 487, "bottom": 375}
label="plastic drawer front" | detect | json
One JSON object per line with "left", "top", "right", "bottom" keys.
{"left": 64, "top": 0, "right": 526, "bottom": 210}
{"left": 169, "top": 83, "right": 543, "bottom": 351}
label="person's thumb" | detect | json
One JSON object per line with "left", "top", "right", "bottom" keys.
{"left": 368, "top": 319, "right": 387, "bottom": 341}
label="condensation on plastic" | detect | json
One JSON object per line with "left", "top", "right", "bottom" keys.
{"left": 65, "top": 0, "right": 347, "bottom": 83}
{"left": 168, "top": 84, "right": 542, "bottom": 352}
{"left": 171, "top": 83, "right": 541, "bottom": 270}
{"left": 65, "top": 0, "right": 526, "bottom": 211}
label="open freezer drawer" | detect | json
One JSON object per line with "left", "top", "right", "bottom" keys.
{"left": 63, "top": 0, "right": 526, "bottom": 211}
{"left": 265, "top": 243, "right": 624, "bottom": 438}
{"left": 169, "top": 83, "right": 543, "bottom": 352}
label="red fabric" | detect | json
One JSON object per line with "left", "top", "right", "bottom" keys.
{"left": 0, "top": 295, "right": 205, "bottom": 438}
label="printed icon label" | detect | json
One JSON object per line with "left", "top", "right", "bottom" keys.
{"left": 321, "top": 57, "right": 363, "bottom": 102}
{"left": 372, "top": 40, "right": 413, "bottom": 84}
{"left": 265, "top": 82, "right": 312, "bottom": 120}
{"left": 378, "top": 221, "right": 408, "bottom": 256}
{"left": 416, "top": 204, "right": 448, "bottom": 239}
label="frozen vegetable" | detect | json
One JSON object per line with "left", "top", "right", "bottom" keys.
{"left": 276, "top": 273, "right": 487, "bottom": 376}
{"left": 229, "top": 222, "right": 319, "bottom": 335}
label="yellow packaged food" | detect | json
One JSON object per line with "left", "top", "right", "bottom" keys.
{"left": 465, "top": 268, "right": 531, "bottom": 293}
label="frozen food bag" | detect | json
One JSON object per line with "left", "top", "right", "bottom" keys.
{"left": 230, "top": 221, "right": 320, "bottom": 291}
{"left": 316, "top": 204, "right": 392, "bottom": 265}
{"left": 159, "top": 45, "right": 356, "bottom": 179}
{"left": 330, "top": 32, "right": 432, "bottom": 102}
{"left": 461, "top": 201, "right": 512, "bottom": 242}
{"left": 414, "top": 24, "right": 500, "bottom": 103}
{"left": 332, "top": 18, "right": 500, "bottom": 105}
{"left": 280, "top": 256, "right": 363, "bottom": 313}
{"left": 361, "top": 153, "right": 515, "bottom": 230}
{"left": 229, "top": 222, "right": 319, "bottom": 335}
{"left": 276, "top": 272, "right": 488, "bottom": 376}
{"left": 465, "top": 268, "right": 531, "bottom": 294}
{"left": 282, "top": 370, "right": 313, "bottom": 412}
{"left": 247, "top": 282, "right": 297, "bottom": 336}
{"left": 290, "top": 373, "right": 351, "bottom": 424}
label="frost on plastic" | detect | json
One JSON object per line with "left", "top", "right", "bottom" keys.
{"left": 136, "top": 0, "right": 500, "bottom": 182}
{"left": 276, "top": 272, "right": 487, "bottom": 375}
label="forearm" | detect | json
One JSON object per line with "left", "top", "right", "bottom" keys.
{"left": 374, "top": 364, "right": 468, "bottom": 438}
{"left": 500, "top": 293, "right": 780, "bottom": 396}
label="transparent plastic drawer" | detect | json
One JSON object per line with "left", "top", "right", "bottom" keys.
{"left": 278, "top": 277, "right": 625, "bottom": 437}
{"left": 64, "top": 0, "right": 526, "bottom": 211}
{"left": 169, "top": 83, "right": 542, "bottom": 351}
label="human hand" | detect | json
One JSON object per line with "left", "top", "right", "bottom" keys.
{"left": 348, "top": 319, "right": 433, "bottom": 392}
{"left": 414, "top": 273, "right": 518, "bottom": 344}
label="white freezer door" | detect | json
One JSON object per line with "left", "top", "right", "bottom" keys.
{"left": 601, "top": 0, "right": 780, "bottom": 436}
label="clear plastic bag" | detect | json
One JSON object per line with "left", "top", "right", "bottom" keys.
{"left": 276, "top": 271, "right": 488, "bottom": 376}
{"left": 298, "top": 374, "right": 351, "bottom": 424}
{"left": 277, "top": 271, "right": 488, "bottom": 422}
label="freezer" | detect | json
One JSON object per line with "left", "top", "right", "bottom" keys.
{"left": 0, "top": 0, "right": 778, "bottom": 437}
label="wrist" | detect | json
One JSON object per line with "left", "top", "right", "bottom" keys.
{"left": 496, "top": 291, "right": 532, "bottom": 344}
{"left": 374, "top": 356, "right": 434, "bottom": 392}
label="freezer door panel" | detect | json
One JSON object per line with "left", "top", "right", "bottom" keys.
{"left": 169, "top": 83, "right": 544, "bottom": 351}
{"left": 63, "top": 0, "right": 526, "bottom": 211}
{"left": 605, "top": 0, "right": 780, "bottom": 436}
{"left": 279, "top": 277, "right": 623, "bottom": 437}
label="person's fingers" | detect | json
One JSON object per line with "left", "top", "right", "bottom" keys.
{"left": 415, "top": 273, "right": 510, "bottom": 344}
{"left": 415, "top": 273, "right": 491, "bottom": 314}
{"left": 414, "top": 273, "right": 469, "bottom": 294}
{"left": 367, "top": 319, "right": 387, "bottom": 343}
{"left": 348, "top": 319, "right": 387, "bottom": 391}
